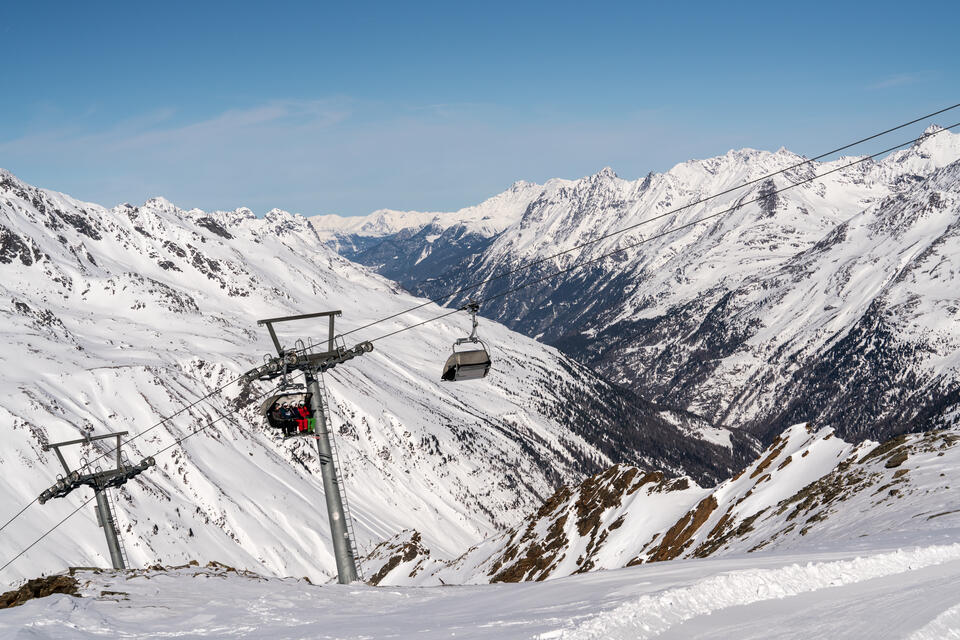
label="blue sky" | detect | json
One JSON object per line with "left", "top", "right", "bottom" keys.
{"left": 1, "top": 1, "right": 957, "bottom": 216}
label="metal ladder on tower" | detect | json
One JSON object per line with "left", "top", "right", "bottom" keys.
{"left": 105, "top": 488, "right": 131, "bottom": 569}
{"left": 318, "top": 372, "right": 365, "bottom": 581}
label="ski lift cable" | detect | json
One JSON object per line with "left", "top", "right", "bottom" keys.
{"left": 364, "top": 122, "right": 960, "bottom": 345}
{"left": 0, "top": 499, "right": 38, "bottom": 536}
{"left": 338, "top": 102, "right": 960, "bottom": 341}
{"left": 147, "top": 381, "right": 279, "bottom": 459}
{"left": 0, "top": 495, "right": 95, "bottom": 576}
{"left": 85, "top": 375, "right": 248, "bottom": 470}
{"left": 0, "top": 374, "right": 246, "bottom": 536}
{"left": 0, "top": 383, "right": 282, "bottom": 575}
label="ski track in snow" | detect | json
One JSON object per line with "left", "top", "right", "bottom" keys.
{"left": 567, "top": 544, "right": 960, "bottom": 640}
{"left": 910, "top": 604, "right": 960, "bottom": 640}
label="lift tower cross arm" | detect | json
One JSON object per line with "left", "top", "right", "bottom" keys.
{"left": 258, "top": 310, "right": 341, "bottom": 357}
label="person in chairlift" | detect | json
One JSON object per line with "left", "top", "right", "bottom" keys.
{"left": 296, "top": 402, "right": 312, "bottom": 433}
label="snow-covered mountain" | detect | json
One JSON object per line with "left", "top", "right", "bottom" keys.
{"left": 314, "top": 126, "right": 960, "bottom": 445}
{"left": 366, "top": 422, "right": 960, "bottom": 586}
{"left": 0, "top": 169, "right": 752, "bottom": 586}
{"left": 311, "top": 179, "right": 540, "bottom": 244}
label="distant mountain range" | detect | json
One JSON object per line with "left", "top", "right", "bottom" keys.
{"left": 312, "top": 125, "right": 960, "bottom": 446}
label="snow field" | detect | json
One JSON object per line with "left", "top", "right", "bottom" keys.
{"left": 567, "top": 544, "right": 960, "bottom": 639}
{"left": 4, "top": 544, "right": 960, "bottom": 638}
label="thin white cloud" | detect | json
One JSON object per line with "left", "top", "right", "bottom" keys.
{"left": 0, "top": 99, "right": 351, "bottom": 156}
{"left": 0, "top": 98, "right": 717, "bottom": 216}
{"left": 868, "top": 71, "right": 934, "bottom": 89}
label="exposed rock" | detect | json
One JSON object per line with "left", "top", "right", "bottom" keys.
{"left": 0, "top": 575, "right": 80, "bottom": 609}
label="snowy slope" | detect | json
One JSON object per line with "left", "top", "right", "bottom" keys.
{"left": 0, "top": 169, "right": 748, "bottom": 586}
{"left": 363, "top": 423, "right": 960, "bottom": 586}
{"left": 689, "top": 158, "right": 960, "bottom": 441}
{"left": 4, "top": 544, "right": 960, "bottom": 638}
{"left": 322, "top": 126, "right": 960, "bottom": 445}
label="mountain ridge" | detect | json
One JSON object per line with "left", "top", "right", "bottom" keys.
{"left": 364, "top": 422, "right": 960, "bottom": 586}
{"left": 313, "top": 127, "right": 960, "bottom": 447}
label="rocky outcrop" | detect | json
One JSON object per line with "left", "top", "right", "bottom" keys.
{"left": 373, "top": 423, "right": 960, "bottom": 585}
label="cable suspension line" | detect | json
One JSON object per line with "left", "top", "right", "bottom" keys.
{"left": 0, "top": 374, "right": 246, "bottom": 536}
{"left": 0, "top": 496, "right": 95, "bottom": 577}
{"left": 0, "top": 499, "right": 38, "bottom": 536}
{"left": 0, "top": 383, "right": 281, "bottom": 575}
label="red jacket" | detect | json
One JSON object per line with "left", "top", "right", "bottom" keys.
{"left": 296, "top": 406, "right": 311, "bottom": 432}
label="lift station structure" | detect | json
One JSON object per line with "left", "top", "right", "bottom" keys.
{"left": 244, "top": 310, "right": 372, "bottom": 584}
{"left": 38, "top": 432, "right": 155, "bottom": 569}
{"left": 30, "top": 307, "right": 475, "bottom": 580}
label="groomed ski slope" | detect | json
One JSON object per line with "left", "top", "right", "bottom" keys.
{"left": 4, "top": 540, "right": 960, "bottom": 639}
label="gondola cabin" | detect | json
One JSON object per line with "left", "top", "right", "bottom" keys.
{"left": 261, "top": 392, "right": 316, "bottom": 438}
{"left": 441, "top": 344, "right": 491, "bottom": 381}
{"left": 441, "top": 302, "right": 492, "bottom": 381}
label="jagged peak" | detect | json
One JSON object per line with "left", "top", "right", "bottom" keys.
{"left": 264, "top": 207, "right": 312, "bottom": 230}
{"left": 508, "top": 179, "right": 538, "bottom": 191}
{"left": 142, "top": 196, "right": 179, "bottom": 211}
{"left": 909, "top": 123, "right": 955, "bottom": 150}
{"left": 592, "top": 166, "right": 619, "bottom": 180}
{"left": 881, "top": 123, "right": 960, "bottom": 173}
{"left": 0, "top": 168, "right": 28, "bottom": 192}
{"left": 723, "top": 146, "right": 765, "bottom": 160}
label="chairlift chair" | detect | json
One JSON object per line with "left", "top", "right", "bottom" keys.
{"left": 260, "top": 391, "right": 317, "bottom": 438}
{"left": 441, "top": 303, "right": 492, "bottom": 381}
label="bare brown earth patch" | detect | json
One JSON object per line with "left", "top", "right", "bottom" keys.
{"left": 859, "top": 434, "right": 910, "bottom": 464}
{"left": 0, "top": 575, "right": 80, "bottom": 609}
{"left": 647, "top": 495, "right": 718, "bottom": 562}
{"left": 490, "top": 542, "right": 555, "bottom": 583}
{"left": 575, "top": 466, "right": 638, "bottom": 537}
{"left": 693, "top": 508, "right": 768, "bottom": 558}
{"left": 489, "top": 484, "right": 574, "bottom": 582}
{"left": 627, "top": 471, "right": 664, "bottom": 495}
{"left": 706, "top": 511, "right": 734, "bottom": 540}
{"left": 885, "top": 451, "right": 909, "bottom": 468}
{"left": 750, "top": 436, "right": 788, "bottom": 479}
{"left": 928, "top": 509, "right": 960, "bottom": 520}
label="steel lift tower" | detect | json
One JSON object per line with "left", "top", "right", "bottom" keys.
{"left": 243, "top": 310, "right": 372, "bottom": 584}
{"left": 38, "top": 432, "right": 155, "bottom": 570}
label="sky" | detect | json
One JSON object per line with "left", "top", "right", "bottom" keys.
{"left": 1, "top": 0, "right": 957, "bottom": 217}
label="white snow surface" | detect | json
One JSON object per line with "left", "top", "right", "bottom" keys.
{"left": 4, "top": 542, "right": 960, "bottom": 638}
